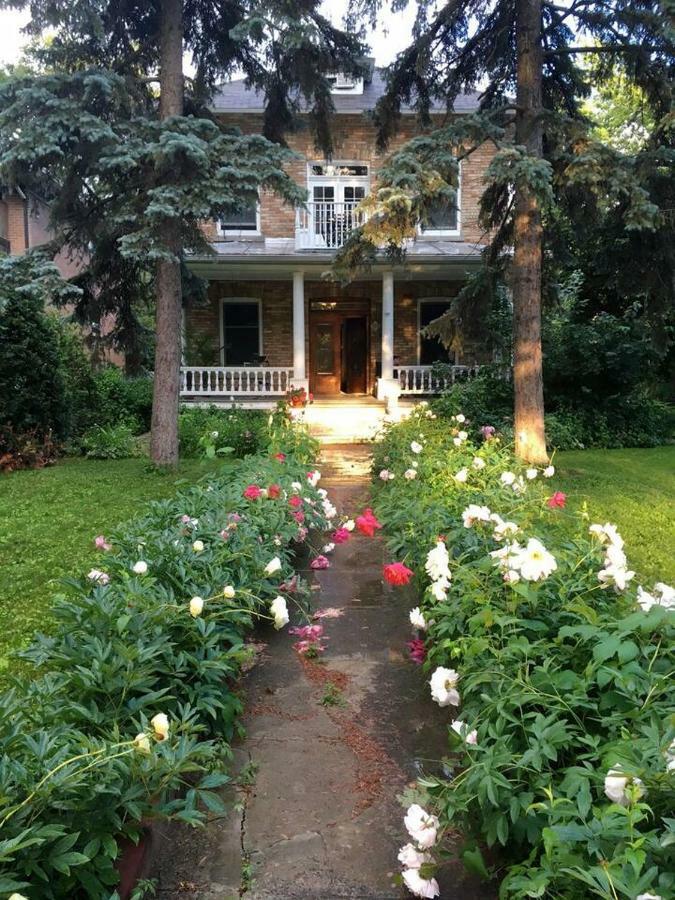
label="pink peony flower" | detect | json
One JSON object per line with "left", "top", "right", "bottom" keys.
{"left": 332, "top": 527, "right": 350, "bottom": 544}
{"left": 88, "top": 568, "right": 110, "bottom": 585}
{"left": 547, "top": 491, "right": 567, "bottom": 509}
{"left": 383, "top": 562, "right": 414, "bottom": 586}
{"left": 297, "top": 527, "right": 308, "bottom": 541}
{"left": 273, "top": 452, "right": 286, "bottom": 462}
{"left": 228, "top": 512, "right": 242, "bottom": 523}
{"left": 267, "top": 483, "right": 282, "bottom": 499}
{"left": 481, "top": 425, "right": 496, "bottom": 440}
{"left": 289, "top": 495, "right": 303, "bottom": 509}
{"left": 407, "top": 638, "right": 427, "bottom": 665}
{"left": 293, "top": 639, "right": 327, "bottom": 655}
{"left": 94, "top": 535, "right": 111, "bottom": 551}
{"left": 289, "top": 624, "right": 324, "bottom": 640}
{"left": 292, "top": 510, "right": 305, "bottom": 524}
{"left": 310, "top": 555, "right": 330, "bottom": 570}
{"left": 279, "top": 575, "right": 298, "bottom": 593}
{"left": 243, "top": 485, "right": 263, "bottom": 500}
{"left": 312, "top": 607, "right": 344, "bottom": 619}
{"left": 356, "top": 508, "right": 382, "bottom": 537}
{"left": 219, "top": 529, "right": 230, "bottom": 541}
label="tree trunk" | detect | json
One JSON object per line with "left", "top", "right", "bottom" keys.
{"left": 150, "top": 0, "right": 184, "bottom": 466}
{"left": 512, "top": 0, "right": 548, "bottom": 463}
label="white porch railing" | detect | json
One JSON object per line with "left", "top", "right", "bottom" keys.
{"left": 295, "top": 201, "right": 367, "bottom": 250}
{"left": 394, "top": 365, "right": 483, "bottom": 395}
{"left": 180, "top": 366, "right": 294, "bottom": 397}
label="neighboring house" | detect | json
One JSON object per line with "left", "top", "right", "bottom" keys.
{"left": 183, "top": 59, "right": 495, "bottom": 415}
{"left": 0, "top": 186, "right": 80, "bottom": 278}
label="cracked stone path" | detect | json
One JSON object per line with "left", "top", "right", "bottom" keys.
{"left": 151, "top": 445, "right": 489, "bottom": 900}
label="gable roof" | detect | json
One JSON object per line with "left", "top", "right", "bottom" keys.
{"left": 211, "top": 67, "right": 480, "bottom": 115}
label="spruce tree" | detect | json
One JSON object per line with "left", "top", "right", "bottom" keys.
{"left": 0, "top": 0, "right": 366, "bottom": 465}
{"left": 341, "top": 0, "right": 674, "bottom": 461}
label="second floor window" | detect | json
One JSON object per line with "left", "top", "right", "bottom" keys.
{"left": 306, "top": 162, "right": 369, "bottom": 249}
{"left": 220, "top": 201, "right": 259, "bottom": 235}
{"left": 419, "top": 165, "right": 461, "bottom": 237}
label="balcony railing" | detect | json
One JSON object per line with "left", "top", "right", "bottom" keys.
{"left": 394, "top": 365, "right": 484, "bottom": 395}
{"left": 295, "top": 201, "right": 367, "bottom": 251}
{"left": 180, "top": 366, "right": 294, "bottom": 398}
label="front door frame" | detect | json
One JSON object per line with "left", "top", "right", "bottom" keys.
{"left": 308, "top": 299, "right": 371, "bottom": 396}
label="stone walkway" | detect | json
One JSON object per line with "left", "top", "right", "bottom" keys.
{"left": 151, "top": 446, "right": 487, "bottom": 899}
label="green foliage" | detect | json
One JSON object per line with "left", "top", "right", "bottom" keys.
{"left": 0, "top": 287, "right": 68, "bottom": 443}
{"left": 372, "top": 409, "right": 675, "bottom": 899}
{"left": 178, "top": 407, "right": 271, "bottom": 459}
{"left": 431, "top": 370, "right": 513, "bottom": 430}
{"left": 80, "top": 423, "right": 138, "bottom": 459}
{"left": 89, "top": 368, "right": 153, "bottom": 435}
{"left": 0, "top": 427, "right": 330, "bottom": 897}
{"left": 50, "top": 316, "right": 99, "bottom": 438}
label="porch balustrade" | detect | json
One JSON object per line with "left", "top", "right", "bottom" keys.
{"left": 295, "top": 201, "right": 367, "bottom": 250}
{"left": 180, "top": 366, "right": 294, "bottom": 398}
{"left": 394, "top": 364, "right": 483, "bottom": 395}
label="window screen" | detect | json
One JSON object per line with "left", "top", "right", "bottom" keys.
{"left": 222, "top": 302, "right": 260, "bottom": 365}
{"left": 221, "top": 202, "right": 258, "bottom": 231}
{"left": 419, "top": 301, "right": 451, "bottom": 365}
{"left": 421, "top": 198, "right": 458, "bottom": 233}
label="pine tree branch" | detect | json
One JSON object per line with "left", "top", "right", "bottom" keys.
{"left": 543, "top": 45, "right": 653, "bottom": 56}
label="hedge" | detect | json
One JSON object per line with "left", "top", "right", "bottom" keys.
{"left": 0, "top": 420, "right": 335, "bottom": 899}
{"left": 372, "top": 406, "right": 674, "bottom": 900}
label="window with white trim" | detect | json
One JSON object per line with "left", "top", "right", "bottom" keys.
{"left": 220, "top": 299, "right": 262, "bottom": 365}
{"left": 418, "top": 299, "right": 455, "bottom": 365}
{"left": 419, "top": 165, "right": 461, "bottom": 237}
{"left": 218, "top": 200, "right": 260, "bottom": 236}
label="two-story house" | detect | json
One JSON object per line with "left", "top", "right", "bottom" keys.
{"left": 182, "top": 60, "right": 494, "bottom": 423}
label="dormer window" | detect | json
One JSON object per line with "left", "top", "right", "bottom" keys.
{"left": 327, "top": 73, "right": 364, "bottom": 95}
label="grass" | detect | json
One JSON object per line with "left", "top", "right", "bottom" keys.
{"left": 556, "top": 446, "right": 675, "bottom": 583}
{"left": 0, "top": 457, "right": 224, "bottom": 675}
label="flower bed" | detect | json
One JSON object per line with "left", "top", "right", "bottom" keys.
{"left": 372, "top": 406, "right": 674, "bottom": 900}
{"left": 0, "top": 421, "right": 337, "bottom": 899}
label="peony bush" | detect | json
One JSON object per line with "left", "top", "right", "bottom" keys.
{"left": 372, "top": 405, "right": 674, "bottom": 900}
{"left": 0, "top": 420, "right": 337, "bottom": 899}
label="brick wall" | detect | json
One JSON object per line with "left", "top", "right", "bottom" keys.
{"left": 204, "top": 113, "right": 494, "bottom": 245}
{"left": 185, "top": 277, "right": 486, "bottom": 391}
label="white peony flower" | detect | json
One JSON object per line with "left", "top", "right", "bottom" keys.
{"left": 307, "top": 470, "right": 321, "bottom": 486}
{"left": 343, "top": 519, "right": 355, "bottom": 531}
{"left": 322, "top": 498, "right": 337, "bottom": 519}
{"left": 505, "top": 569, "right": 521, "bottom": 584}
{"left": 132, "top": 561, "right": 148, "bottom": 575}
{"left": 665, "top": 738, "right": 675, "bottom": 773}
{"left": 512, "top": 538, "right": 557, "bottom": 581}
{"left": 270, "top": 595, "right": 289, "bottom": 630}
{"left": 397, "top": 843, "right": 431, "bottom": 869}
{"left": 264, "top": 556, "right": 282, "bottom": 576}
{"left": 455, "top": 413, "right": 466, "bottom": 423}
{"left": 189, "top": 596, "right": 204, "bottom": 618}
{"left": 490, "top": 541, "right": 523, "bottom": 572}
{"left": 403, "top": 803, "right": 440, "bottom": 849}
{"left": 491, "top": 515, "right": 519, "bottom": 542}
{"left": 133, "top": 732, "right": 151, "bottom": 754}
{"left": 472, "top": 457, "right": 486, "bottom": 470}
{"left": 462, "top": 504, "right": 491, "bottom": 528}
{"left": 379, "top": 469, "right": 392, "bottom": 480}
{"left": 589, "top": 522, "right": 624, "bottom": 549}
{"left": 192, "top": 540, "right": 204, "bottom": 553}
{"left": 429, "top": 580, "right": 449, "bottom": 601}
{"left": 425, "top": 541, "right": 451, "bottom": 584}
{"left": 543, "top": 465, "right": 555, "bottom": 477}
{"left": 291, "top": 480, "right": 302, "bottom": 492}
{"left": 636, "top": 894, "right": 662, "bottom": 900}
{"left": 451, "top": 720, "right": 478, "bottom": 745}
{"left": 511, "top": 475, "right": 527, "bottom": 495}
{"left": 526, "top": 468, "right": 538, "bottom": 480}
{"left": 410, "top": 441, "right": 423, "bottom": 454}
{"left": 500, "top": 471, "right": 516, "bottom": 486}
{"left": 404, "top": 468, "right": 417, "bottom": 480}
{"left": 409, "top": 607, "right": 427, "bottom": 631}
{"left": 150, "top": 712, "right": 169, "bottom": 742}
{"left": 88, "top": 568, "right": 110, "bottom": 584}
{"left": 223, "top": 585, "right": 236, "bottom": 599}
{"left": 9, "top": 894, "right": 30, "bottom": 900}
{"left": 454, "top": 467, "right": 469, "bottom": 483}
{"left": 322, "top": 543, "right": 335, "bottom": 554}
{"left": 317, "top": 488, "right": 328, "bottom": 499}
{"left": 604, "top": 767, "right": 645, "bottom": 806}
{"left": 402, "top": 868, "right": 440, "bottom": 899}
{"left": 430, "top": 667, "right": 460, "bottom": 707}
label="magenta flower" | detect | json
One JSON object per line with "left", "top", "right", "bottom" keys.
{"left": 289, "top": 624, "right": 324, "bottom": 640}
{"left": 332, "top": 527, "right": 350, "bottom": 544}
{"left": 407, "top": 638, "right": 427, "bottom": 665}
{"left": 243, "top": 485, "right": 263, "bottom": 500}
{"left": 481, "top": 425, "right": 496, "bottom": 440}
{"left": 310, "top": 555, "right": 330, "bottom": 570}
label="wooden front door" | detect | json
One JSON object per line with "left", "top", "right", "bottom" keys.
{"left": 309, "top": 315, "right": 342, "bottom": 394}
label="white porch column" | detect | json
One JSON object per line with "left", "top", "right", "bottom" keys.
{"left": 377, "top": 270, "right": 400, "bottom": 408}
{"left": 292, "top": 270, "right": 309, "bottom": 392}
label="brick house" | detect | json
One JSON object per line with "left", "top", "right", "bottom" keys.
{"left": 183, "top": 61, "right": 493, "bottom": 419}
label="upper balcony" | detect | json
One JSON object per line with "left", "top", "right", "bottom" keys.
{"left": 295, "top": 200, "right": 368, "bottom": 251}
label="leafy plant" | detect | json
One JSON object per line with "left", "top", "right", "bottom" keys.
{"left": 80, "top": 424, "right": 138, "bottom": 459}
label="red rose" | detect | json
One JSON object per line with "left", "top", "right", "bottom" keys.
{"left": 383, "top": 562, "right": 414, "bottom": 586}
{"left": 547, "top": 491, "right": 567, "bottom": 509}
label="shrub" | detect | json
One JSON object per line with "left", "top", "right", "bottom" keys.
{"left": 372, "top": 408, "right": 674, "bottom": 900}
{"left": 0, "top": 422, "right": 334, "bottom": 897}
{"left": 178, "top": 405, "right": 272, "bottom": 458}
{"left": 90, "top": 367, "right": 153, "bottom": 434}
{"left": 431, "top": 369, "right": 513, "bottom": 430}
{"left": 0, "top": 291, "right": 68, "bottom": 442}
{"left": 80, "top": 423, "right": 138, "bottom": 459}
{"left": 51, "top": 317, "right": 100, "bottom": 438}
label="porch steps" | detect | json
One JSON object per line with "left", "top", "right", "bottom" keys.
{"left": 301, "top": 398, "right": 414, "bottom": 444}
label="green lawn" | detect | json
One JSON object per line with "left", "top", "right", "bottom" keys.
{"left": 0, "top": 457, "right": 224, "bottom": 674}
{"left": 556, "top": 446, "right": 675, "bottom": 583}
